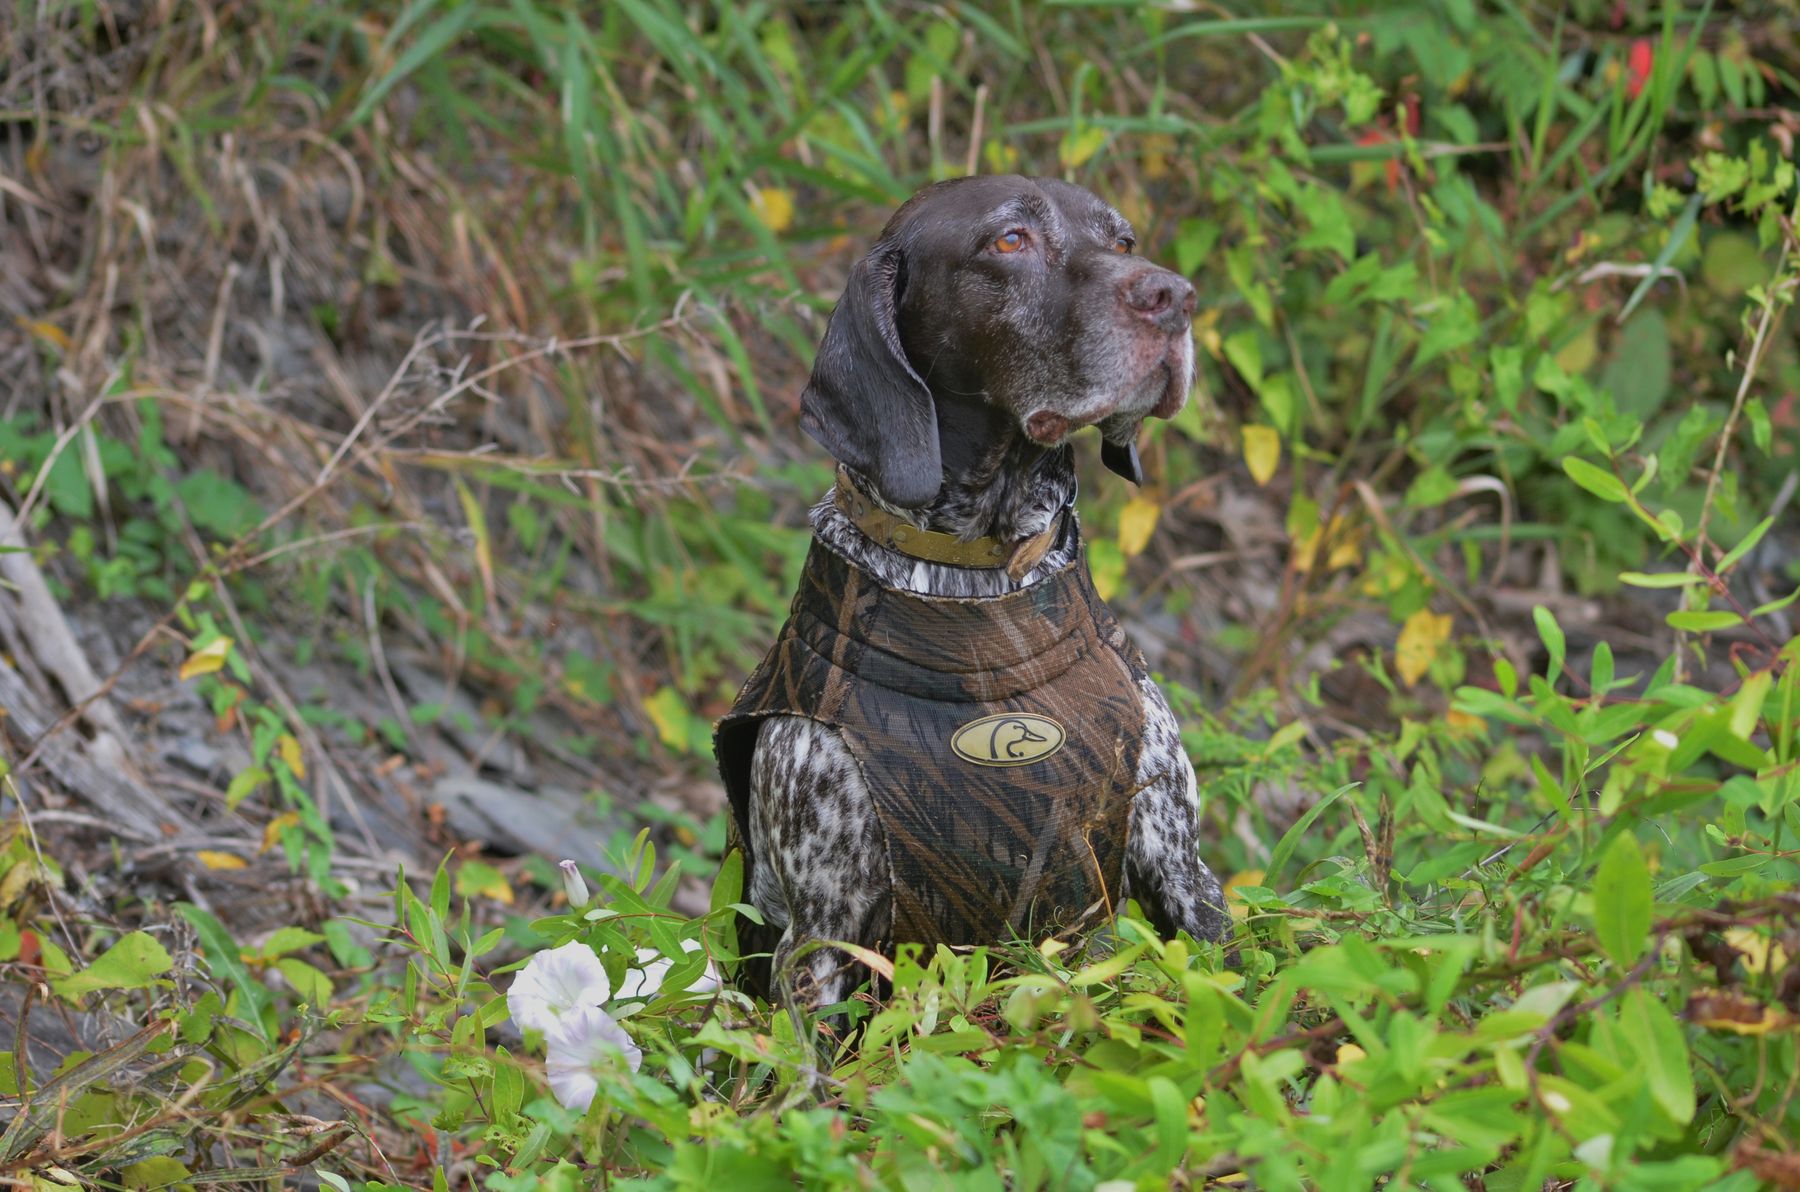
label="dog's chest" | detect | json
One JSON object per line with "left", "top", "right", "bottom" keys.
{"left": 716, "top": 538, "right": 1158, "bottom": 947}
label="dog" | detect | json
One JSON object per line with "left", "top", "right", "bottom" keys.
{"left": 714, "top": 176, "right": 1230, "bottom": 1008}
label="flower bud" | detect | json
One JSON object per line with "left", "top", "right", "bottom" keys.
{"left": 559, "top": 859, "right": 590, "bottom": 909}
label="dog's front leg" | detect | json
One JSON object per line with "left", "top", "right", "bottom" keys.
{"left": 748, "top": 716, "right": 890, "bottom": 1013}
{"left": 1123, "top": 682, "right": 1231, "bottom": 944}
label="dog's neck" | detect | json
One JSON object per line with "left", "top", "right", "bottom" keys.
{"left": 871, "top": 424, "right": 1078, "bottom": 542}
{"left": 812, "top": 429, "right": 1082, "bottom": 599}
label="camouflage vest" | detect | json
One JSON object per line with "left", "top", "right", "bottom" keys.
{"left": 714, "top": 534, "right": 1152, "bottom": 986}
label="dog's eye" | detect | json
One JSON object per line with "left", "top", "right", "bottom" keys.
{"left": 1112, "top": 236, "right": 1135, "bottom": 254}
{"left": 993, "top": 229, "right": 1028, "bottom": 254}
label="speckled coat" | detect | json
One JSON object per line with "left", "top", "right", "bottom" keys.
{"left": 714, "top": 535, "right": 1164, "bottom": 989}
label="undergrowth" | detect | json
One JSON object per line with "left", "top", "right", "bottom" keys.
{"left": 1, "top": 0, "right": 1798, "bottom": 1189}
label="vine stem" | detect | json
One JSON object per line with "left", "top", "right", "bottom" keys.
{"left": 1679, "top": 250, "right": 1795, "bottom": 682}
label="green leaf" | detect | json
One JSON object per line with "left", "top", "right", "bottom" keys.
{"left": 1701, "top": 230, "right": 1762, "bottom": 295}
{"left": 1666, "top": 610, "right": 1742, "bottom": 632}
{"left": 1561, "top": 457, "right": 1630, "bottom": 503}
{"left": 1590, "top": 641, "right": 1614, "bottom": 693}
{"left": 1592, "top": 833, "right": 1652, "bottom": 969}
{"left": 1621, "top": 988, "right": 1694, "bottom": 1124}
{"left": 1617, "top": 195, "right": 1699, "bottom": 324}
{"left": 1416, "top": 293, "right": 1480, "bottom": 366}
{"left": 175, "top": 469, "right": 262, "bottom": 539}
{"left": 275, "top": 958, "right": 333, "bottom": 1006}
{"left": 492, "top": 1045, "right": 525, "bottom": 1128}
{"left": 711, "top": 848, "right": 745, "bottom": 917}
{"left": 1715, "top": 516, "right": 1773, "bottom": 574}
{"left": 349, "top": 5, "right": 486, "bottom": 126}
{"left": 1293, "top": 183, "right": 1355, "bottom": 262}
{"left": 225, "top": 766, "right": 268, "bottom": 809}
{"left": 1619, "top": 571, "right": 1708, "bottom": 589}
{"left": 1533, "top": 606, "right": 1566, "bottom": 684}
{"left": 1751, "top": 585, "right": 1800, "bottom": 617}
{"left": 176, "top": 903, "right": 272, "bottom": 1042}
{"left": 1598, "top": 309, "right": 1671, "bottom": 417}
{"left": 1222, "top": 329, "right": 1263, "bottom": 391}
{"left": 258, "top": 927, "right": 326, "bottom": 959}
{"left": 49, "top": 932, "right": 173, "bottom": 998}
{"left": 1728, "top": 670, "right": 1771, "bottom": 740}
{"left": 1268, "top": 783, "right": 1359, "bottom": 886}
{"left": 1746, "top": 397, "right": 1772, "bottom": 453}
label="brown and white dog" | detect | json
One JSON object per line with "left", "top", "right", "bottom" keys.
{"left": 715, "top": 176, "right": 1230, "bottom": 1008}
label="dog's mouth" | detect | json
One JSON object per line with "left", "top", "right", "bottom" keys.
{"left": 1021, "top": 333, "right": 1194, "bottom": 446}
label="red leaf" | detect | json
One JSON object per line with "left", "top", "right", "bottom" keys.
{"left": 1627, "top": 39, "right": 1654, "bottom": 99}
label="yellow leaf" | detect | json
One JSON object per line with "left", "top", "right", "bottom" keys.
{"left": 1395, "top": 609, "right": 1453, "bottom": 686}
{"left": 1242, "top": 424, "right": 1281, "bottom": 486}
{"left": 1294, "top": 513, "right": 1358, "bottom": 575}
{"left": 467, "top": 870, "right": 514, "bottom": 905}
{"left": 1223, "top": 869, "right": 1265, "bottom": 919}
{"left": 1563, "top": 228, "right": 1602, "bottom": 264}
{"left": 260, "top": 813, "right": 301, "bottom": 854}
{"left": 1117, "top": 496, "right": 1161, "bottom": 559}
{"left": 453, "top": 475, "right": 494, "bottom": 606}
{"left": 196, "top": 850, "right": 247, "bottom": 871}
{"left": 178, "top": 637, "right": 234, "bottom": 681}
{"left": 1689, "top": 991, "right": 1791, "bottom": 1035}
{"left": 15, "top": 317, "right": 71, "bottom": 351}
{"left": 1140, "top": 133, "right": 1175, "bottom": 181}
{"left": 835, "top": 940, "right": 894, "bottom": 982}
{"left": 1325, "top": 515, "right": 1363, "bottom": 570}
{"left": 884, "top": 90, "right": 912, "bottom": 133}
{"left": 1292, "top": 523, "right": 1324, "bottom": 574}
{"left": 1554, "top": 323, "right": 1598, "bottom": 375}
{"left": 643, "top": 686, "right": 690, "bottom": 751}
{"left": 1194, "top": 308, "right": 1223, "bottom": 358}
{"left": 1444, "top": 708, "right": 1487, "bottom": 735}
{"left": 1725, "top": 928, "right": 1789, "bottom": 976}
{"left": 1059, "top": 125, "right": 1108, "bottom": 170}
{"left": 277, "top": 733, "right": 306, "bottom": 779}
{"left": 1088, "top": 541, "right": 1125, "bottom": 602}
{"left": 749, "top": 186, "right": 795, "bottom": 234}
{"left": 1335, "top": 1043, "right": 1368, "bottom": 1065}
{"left": 1116, "top": 189, "right": 1151, "bottom": 235}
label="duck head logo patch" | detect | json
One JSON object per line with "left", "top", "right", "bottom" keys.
{"left": 950, "top": 713, "right": 1066, "bottom": 767}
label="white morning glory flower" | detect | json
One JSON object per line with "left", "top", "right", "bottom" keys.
{"left": 615, "top": 940, "right": 723, "bottom": 1002}
{"left": 543, "top": 1003, "right": 642, "bottom": 1111}
{"left": 507, "top": 940, "right": 611, "bottom": 1035}
{"left": 558, "top": 859, "right": 591, "bottom": 908}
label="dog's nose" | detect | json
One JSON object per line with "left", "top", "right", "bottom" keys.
{"left": 1122, "top": 270, "right": 1197, "bottom": 333}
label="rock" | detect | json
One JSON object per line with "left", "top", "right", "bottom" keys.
{"left": 430, "top": 768, "right": 624, "bottom": 875}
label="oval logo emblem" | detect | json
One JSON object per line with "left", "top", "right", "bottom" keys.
{"left": 950, "top": 713, "right": 1066, "bottom": 767}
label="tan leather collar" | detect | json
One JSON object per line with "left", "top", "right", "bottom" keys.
{"left": 833, "top": 468, "right": 1063, "bottom": 582}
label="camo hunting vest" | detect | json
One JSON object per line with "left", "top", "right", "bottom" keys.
{"left": 714, "top": 535, "right": 1153, "bottom": 979}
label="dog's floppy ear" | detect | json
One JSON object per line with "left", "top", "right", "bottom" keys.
{"left": 1098, "top": 408, "right": 1147, "bottom": 486}
{"left": 1101, "top": 436, "right": 1144, "bottom": 486}
{"left": 800, "top": 241, "right": 943, "bottom": 509}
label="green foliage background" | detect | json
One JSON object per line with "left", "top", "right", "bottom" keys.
{"left": 0, "top": 0, "right": 1797, "bottom": 1189}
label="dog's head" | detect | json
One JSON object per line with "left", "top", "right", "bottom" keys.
{"left": 800, "top": 175, "right": 1197, "bottom": 509}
